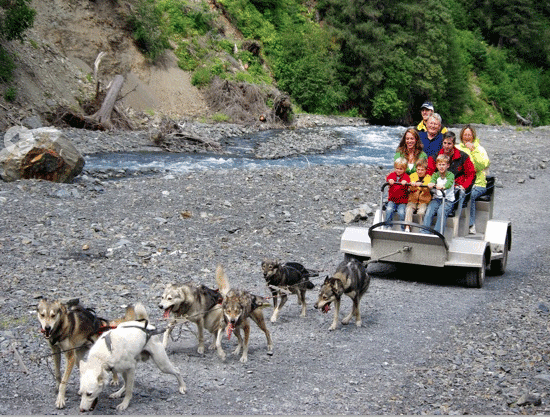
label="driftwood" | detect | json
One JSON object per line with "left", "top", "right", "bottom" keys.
{"left": 514, "top": 110, "right": 532, "bottom": 126}
{"left": 85, "top": 74, "right": 124, "bottom": 130}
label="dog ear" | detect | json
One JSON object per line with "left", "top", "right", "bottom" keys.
{"left": 323, "top": 275, "right": 330, "bottom": 283}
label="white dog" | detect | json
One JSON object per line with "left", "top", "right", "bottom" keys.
{"left": 78, "top": 320, "right": 186, "bottom": 412}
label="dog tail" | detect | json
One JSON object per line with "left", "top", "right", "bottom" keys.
{"left": 216, "top": 265, "right": 231, "bottom": 296}
{"left": 133, "top": 302, "right": 149, "bottom": 321}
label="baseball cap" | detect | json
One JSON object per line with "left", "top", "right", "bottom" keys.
{"left": 421, "top": 101, "right": 434, "bottom": 111}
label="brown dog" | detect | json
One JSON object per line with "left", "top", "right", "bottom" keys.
{"left": 159, "top": 282, "right": 225, "bottom": 359}
{"left": 314, "top": 258, "right": 370, "bottom": 331}
{"left": 215, "top": 265, "right": 274, "bottom": 363}
{"left": 36, "top": 298, "right": 145, "bottom": 408}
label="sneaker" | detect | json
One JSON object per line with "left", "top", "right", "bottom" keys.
{"left": 469, "top": 225, "right": 476, "bottom": 234}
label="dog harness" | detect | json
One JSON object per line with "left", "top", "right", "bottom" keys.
{"left": 103, "top": 319, "right": 165, "bottom": 353}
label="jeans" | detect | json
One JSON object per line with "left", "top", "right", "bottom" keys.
{"left": 422, "top": 198, "right": 454, "bottom": 234}
{"left": 455, "top": 187, "right": 466, "bottom": 221}
{"left": 469, "top": 186, "right": 487, "bottom": 227}
{"left": 385, "top": 201, "right": 406, "bottom": 229}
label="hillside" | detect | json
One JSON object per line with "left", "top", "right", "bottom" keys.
{"left": 0, "top": 0, "right": 216, "bottom": 132}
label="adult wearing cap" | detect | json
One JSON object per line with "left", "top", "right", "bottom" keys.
{"left": 416, "top": 101, "right": 447, "bottom": 134}
{"left": 417, "top": 113, "right": 445, "bottom": 159}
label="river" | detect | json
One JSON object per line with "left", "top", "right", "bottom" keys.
{"left": 85, "top": 125, "right": 405, "bottom": 173}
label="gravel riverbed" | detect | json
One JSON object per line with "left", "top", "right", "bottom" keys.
{"left": 1, "top": 120, "right": 550, "bottom": 414}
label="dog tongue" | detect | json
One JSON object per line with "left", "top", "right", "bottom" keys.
{"left": 163, "top": 308, "right": 171, "bottom": 319}
{"left": 323, "top": 304, "right": 331, "bottom": 313}
{"left": 226, "top": 323, "right": 234, "bottom": 340}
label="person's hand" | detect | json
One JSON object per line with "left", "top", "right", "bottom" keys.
{"left": 415, "top": 181, "right": 422, "bottom": 186}
{"left": 465, "top": 142, "right": 475, "bottom": 151}
{"left": 428, "top": 183, "right": 434, "bottom": 189}
{"left": 388, "top": 179, "right": 395, "bottom": 185}
{"left": 401, "top": 180, "right": 407, "bottom": 185}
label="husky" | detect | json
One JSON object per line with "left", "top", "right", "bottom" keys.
{"left": 78, "top": 314, "right": 186, "bottom": 412}
{"left": 36, "top": 298, "right": 145, "bottom": 408}
{"left": 261, "top": 259, "right": 318, "bottom": 322}
{"left": 314, "top": 258, "right": 370, "bottom": 331}
{"left": 159, "top": 282, "right": 226, "bottom": 359}
{"left": 215, "top": 265, "right": 274, "bottom": 363}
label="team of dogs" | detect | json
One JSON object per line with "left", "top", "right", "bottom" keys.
{"left": 36, "top": 258, "right": 370, "bottom": 411}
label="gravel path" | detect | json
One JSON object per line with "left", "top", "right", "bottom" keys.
{"left": 0, "top": 121, "right": 549, "bottom": 414}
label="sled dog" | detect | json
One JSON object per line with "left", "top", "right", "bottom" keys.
{"left": 314, "top": 258, "right": 370, "bottom": 330}
{"left": 261, "top": 259, "right": 318, "bottom": 322}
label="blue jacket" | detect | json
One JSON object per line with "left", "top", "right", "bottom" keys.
{"left": 418, "top": 131, "right": 444, "bottom": 159}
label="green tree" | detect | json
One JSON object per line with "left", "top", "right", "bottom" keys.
{"left": 318, "top": 0, "right": 468, "bottom": 123}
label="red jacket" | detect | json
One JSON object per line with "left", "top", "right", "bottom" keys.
{"left": 386, "top": 172, "right": 410, "bottom": 204}
{"left": 427, "top": 147, "right": 475, "bottom": 190}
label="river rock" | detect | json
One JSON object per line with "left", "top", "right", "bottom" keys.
{"left": 0, "top": 127, "right": 84, "bottom": 183}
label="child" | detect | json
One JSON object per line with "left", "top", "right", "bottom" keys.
{"left": 404, "top": 158, "right": 432, "bottom": 232}
{"left": 385, "top": 157, "right": 410, "bottom": 229}
{"left": 422, "top": 154, "right": 455, "bottom": 234}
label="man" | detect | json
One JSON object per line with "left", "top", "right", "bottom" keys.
{"left": 416, "top": 101, "right": 447, "bottom": 133}
{"left": 418, "top": 113, "right": 445, "bottom": 159}
{"left": 427, "top": 131, "right": 476, "bottom": 222}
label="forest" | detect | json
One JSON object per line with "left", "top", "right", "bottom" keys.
{"left": 2, "top": 0, "right": 550, "bottom": 126}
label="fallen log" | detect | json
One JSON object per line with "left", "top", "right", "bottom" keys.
{"left": 85, "top": 74, "right": 125, "bottom": 130}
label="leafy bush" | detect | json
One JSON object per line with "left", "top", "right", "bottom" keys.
{"left": 158, "top": 0, "right": 213, "bottom": 37}
{"left": 0, "top": 46, "right": 16, "bottom": 82}
{"left": 3, "top": 85, "right": 16, "bottom": 102}
{"left": 0, "top": 0, "right": 35, "bottom": 83}
{"left": 127, "top": 0, "right": 170, "bottom": 61}
{"left": 191, "top": 67, "right": 212, "bottom": 87}
{"left": 0, "top": 0, "right": 36, "bottom": 41}
{"left": 371, "top": 88, "right": 406, "bottom": 122}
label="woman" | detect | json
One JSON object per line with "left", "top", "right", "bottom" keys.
{"left": 457, "top": 124, "right": 490, "bottom": 234}
{"left": 394, "top": 128, "right": 428, "bottom": 175}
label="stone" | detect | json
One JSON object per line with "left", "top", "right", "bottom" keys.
{"left": 0, "top": 127, "right": 85, "bottom": 183}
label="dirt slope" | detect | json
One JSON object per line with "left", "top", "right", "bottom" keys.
{"left": 0, "top": 0, "right": 209, "bottom": 131}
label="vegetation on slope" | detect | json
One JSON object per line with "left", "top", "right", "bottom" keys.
{"left": 2, "top": 0, "right": 550, "bottom": 126}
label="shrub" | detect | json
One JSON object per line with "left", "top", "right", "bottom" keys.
{"left": 127, "top": 0, "right": 170, "bottom": 62}
{"left": 0, "top": 46, "right": 16, "bottom": 83}
{"left": 0, "top": 0, "right": 36, "bottom": 41}
{"left": 4, "top": 85, "right": 17, "bottom": 102}
{"left": 191, "top": 67, "right": 212, "bottom": 87}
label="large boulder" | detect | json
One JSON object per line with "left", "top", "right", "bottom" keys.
{"left": 0, "top": 127, "right": 85, "bottom": 182}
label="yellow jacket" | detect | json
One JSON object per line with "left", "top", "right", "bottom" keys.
{"left": 457, "top": 141, "right": 490, "bottom": 187}
{"left": 408, "top": 172, "right": 432, "bottom": 204}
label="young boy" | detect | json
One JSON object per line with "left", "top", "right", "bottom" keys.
{"left": 404, "top": 158, "right": 432, "bottom": 232}
{"left": 385, "top": 157, "right": 410, "bottom": 229}
{"left": 422, "top": 154, "right": 455, "bottom": 234}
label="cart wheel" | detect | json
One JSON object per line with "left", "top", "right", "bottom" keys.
{"left": 490, "top": 236, "right": 509, "bottom": 275}
{"left": 465, "top": 262, "right": 486, "bottom": 288}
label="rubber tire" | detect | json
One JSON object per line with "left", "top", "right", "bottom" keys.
{"left": 465, "top": 262, "right": 486, "bottom": 288}
{"left": 490, "top": 236, "right": 509, "bottom": 275}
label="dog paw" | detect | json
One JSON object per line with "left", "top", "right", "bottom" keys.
{"left": 355, "top": 321, "right": 362, "bottom": 327}
{"left": 219, "top": 352, "right": 226, "bottom": 361}
{"left": 116, "top": 401, "right": 129, "bottom": 411}
{"left": 55, "top": 396, "right": 66, "bottom": 409}
{"left": 197, "top": 345, "right": 205, "bottom": 355}
{"left": 239, "top": 355, "right": 248, "bottom": 363}
{"left": 179, "top": 384, "right": 187, "bottom": 394}
{"left": 328, "top": 325, "right": 337, "bottom": 331}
